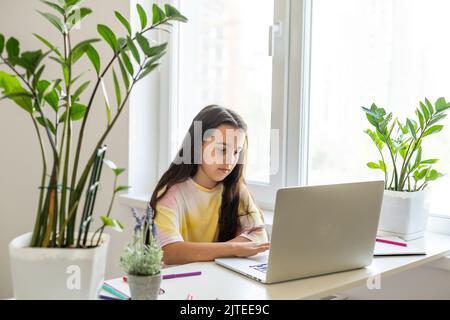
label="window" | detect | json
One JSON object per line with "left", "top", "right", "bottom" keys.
{"left": 151, "top": 0, "right": 450, "bottom": 218}
{"left": 308, "top": 0, "right": 450, "bottom": 217}
{"left": 173, "top": 0, "right": 275, "bottom": 184}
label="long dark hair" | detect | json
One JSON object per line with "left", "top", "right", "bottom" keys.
{"left": 150, "top": 105, "right": 251, "bottom": 242}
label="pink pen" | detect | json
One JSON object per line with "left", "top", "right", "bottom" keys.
{"left": 376, "top": 238, "right": 408, "bottom": 247}
{"left": 163, "top": 271, "right": 202, "bottom": 280}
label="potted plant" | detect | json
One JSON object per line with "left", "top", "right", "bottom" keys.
{"left": 119, "top": 205, "right": 163, "bottom": 300}
{"left": 362, "top": 98, "right": 450, "bottom": 240}
{"left": 1, "top": 0, "right": 186, "bottom": 299}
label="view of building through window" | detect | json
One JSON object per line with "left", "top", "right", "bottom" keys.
{"left": 309, "top": 0, "right": 450, "bottom": 216}
{"left": 176, "top": 0, "right": 274, "bottom": 184}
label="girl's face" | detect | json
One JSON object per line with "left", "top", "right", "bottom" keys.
{"left": 198, "top": 124, "right": 246, "bottom": 185}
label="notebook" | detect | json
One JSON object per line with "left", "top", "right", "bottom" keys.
{"left": 100, "top": 278, "right": 166, "bottom": 300}
{"left": 374, "top": 237, "right": 426, "bottom": 256}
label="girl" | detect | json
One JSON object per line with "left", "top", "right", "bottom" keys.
{"left": 150, "top": 105, "right": 270, "bottom": 265}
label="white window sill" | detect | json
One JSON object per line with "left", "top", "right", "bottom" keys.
{"left": 119, "top": 194, "right": 450, "bottom": 237}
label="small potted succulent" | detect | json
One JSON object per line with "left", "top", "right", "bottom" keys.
{"left": 119, "top": 205, "right": 163, "bottom": 300}
{"left": 362, "top": 98, "right": 449, "bottom": 240}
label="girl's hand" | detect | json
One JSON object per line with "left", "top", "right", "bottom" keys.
{"left": 231, "top": 242, "right": 270, "bottom": 258}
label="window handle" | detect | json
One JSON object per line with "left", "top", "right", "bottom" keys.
{"left": 269, "top": 22, "right": 282, "bottom": 57}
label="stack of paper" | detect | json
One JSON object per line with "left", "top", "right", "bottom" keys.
{"left": 374, "top": 237, "right": 426, "bottom": 256}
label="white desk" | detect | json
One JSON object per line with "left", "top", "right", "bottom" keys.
{"left": 113, "top": 232, "right": 450, "bottom": 300}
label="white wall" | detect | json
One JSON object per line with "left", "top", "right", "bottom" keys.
{"left": 0, "top": 0, "right": 161, "bottom": 299}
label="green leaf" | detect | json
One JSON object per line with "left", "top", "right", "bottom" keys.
{"left": 362, "top": 107, "right": 379, "bottom": 127}
{"left": 97, "top": 24, "right": 118, "bottom": 52}
{"left": 70, "top": 38, "right": 100, "bottom": 64}
{"left": 16, "top": 50, "right": 47, "bottom": 74}
{"left": 64, "top": 0, "right": 82, "bottom": 8}
{"left": 120, "top": 51, "right": 134, "bottom": 76}
{"left": 36, "top": 116, "right": 56, "bottom": 135}
{"left": 146, "top": 51, "right": 166, "bottom": 67}
{"left": 118, "top": 57, "right": 130, "bottom": 91}
{"left": 425, "top": 98, "right": 434, "bottom": 115}
{"left": 6, "top": 37, "right": 20, "bottom": 60}
{"left": 435, "top": 97, "right": 450, "bottom": 113}
{"left": 0, "top": 71, "right": 33, "bottom": 113}
{"left": 423, "top": 125, "right": 444, "bottom": 137}
{"left": 416, "top": 110, "right": 424, "bottom": 130}
{"left": 420, "top": 102, "right": 430, "bottom": 121}
{"left": 105, "top": 102, "right": 111, "bottom": 126}
{"left": 126, "top": 37, "right": 140, "bottom": 64}
{"left": 0, "top": 33, "right": 5, "bottom": 55}
{"left": 112, "top": 69, "right": 121, "bottom": 110}
{"left": 67, "top": 7, "right": 93, "bottom": 30}
{"left": 420, "top": 169, "right": 429, "bottom": 180}
{"left": 71, "top": 70, "right": 89, "bottom": 85}
{"left": 33, "top": 65, "right": 46, "bottom": 87}
{"left": 72, "top": 81, "right": 90, "bottom": 102}
{"left": 69, "top": 103, "right": 87, "bottom": 120}
{"left": 164, "top": 4, "right": 188, "bottom": 23}
{"left": 38, "top": 11, "right": 67, "bottom": 34}
{"left": 115, "top": 185, "right": 131, "bottom": 193}
{"left": 0, "top": 92, "right": 33, "bottom": 102}
{"left": 117, "top": 37, "right": 127, "bottom": 52}
{"left": 40, "top": 1, "right": 65, "bottom": 15}
{"left": 137, "top": 63, "right": 159, "bottom": 81}
{"left": 152, "top": 4, "right": 166, "bottom": 25}
{"left": 367, "top": 162, "right": 380, "bottom": 170}
{"left": 428, "top": 113, "right": 447, "bottom": 127}
{"left": 147, "top": 43, "right": 167, "bottom": 58}
{"left": 135, "top": 32, "right": 151, "bottom": 56}
{"left": 413, "top": 147, "right": 422, "bottom": 168}
{"left": 421, "top": 159, "right": 439, "bottom": 165}
{"left": 100, "top": 216, "right": 124, "bottom": 232}
{"left": 115, "top": 11, "right": 132, "bottom": 36}
{"left": 426, "top": 169, "right": 444, "bottom": 182}
{"left": 113, "top": 168, "right": 126, "bottom": 176}
{"left": 103, "top": 160, "right": 127, "bottom": 177}
{"left": 33, "top": 33, "right": 62, "bottom": 58}
{"left": 406, "top": 118, "right": 417, "bottom": 140}
{"left": 379, "top": 160, "right": 387, "bottom": 173}
{"left": 136, "top": 4, "right": 148, "bottom": 29}
{"left": 36, "top": 80, "right": 60, "bottom": 112}
{"left": 59, "top": 103, "right": 87, "bottom": 122}
{"left": 62, "top": 63, "right": 70, "bottom": 85}
{"left": 399, "top": 144, "right": 408, "bottom": 160}
{"left": 86, "top": 45, "right": 101, "bottom": 76}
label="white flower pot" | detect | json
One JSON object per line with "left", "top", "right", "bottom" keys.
{"left": 9, "top": 232, "right": 109, "bottom": 300}
{"left": 378, "top": 190, "right": 430, "bottom": 241}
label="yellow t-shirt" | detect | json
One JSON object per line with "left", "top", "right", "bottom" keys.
{"left": 154, "top": 178, "right": 268, "bottom": 248}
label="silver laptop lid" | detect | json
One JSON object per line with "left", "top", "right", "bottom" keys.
{"left": 266, "top": 181, "right": 384, "bottom": 283}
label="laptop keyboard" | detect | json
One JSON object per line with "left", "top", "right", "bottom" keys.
{"left": 249, "top": 263, "right": 268, "bottom": 273}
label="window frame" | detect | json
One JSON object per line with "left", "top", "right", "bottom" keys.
{"left": 134, "top": 0, "right": 450, "bottom": 222}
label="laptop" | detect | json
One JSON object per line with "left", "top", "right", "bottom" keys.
{"left": 215, "top": 181, "right": 385, "bottom": 284}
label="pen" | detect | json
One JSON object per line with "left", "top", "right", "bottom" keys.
{"left": 163, "top": 271, "right": 202, "bottom": 280}
{"left": 124, "top": 272, "right": 201, "bottom": 282}
{"left": 376, "top": 238, "right": 408, "bottom": 247}
{"left": 99, "top": 294, "right": 122, "bottom": 301}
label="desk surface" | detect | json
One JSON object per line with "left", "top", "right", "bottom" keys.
{"left": 114, "top": 232, "right": 450, "bottom": 300}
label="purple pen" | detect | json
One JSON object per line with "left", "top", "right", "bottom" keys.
{"left": 99, "top": 295, "right": 122, "bottom": 301}
{"left": 163, "top": 271, "right": 202, "bottom": 280}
